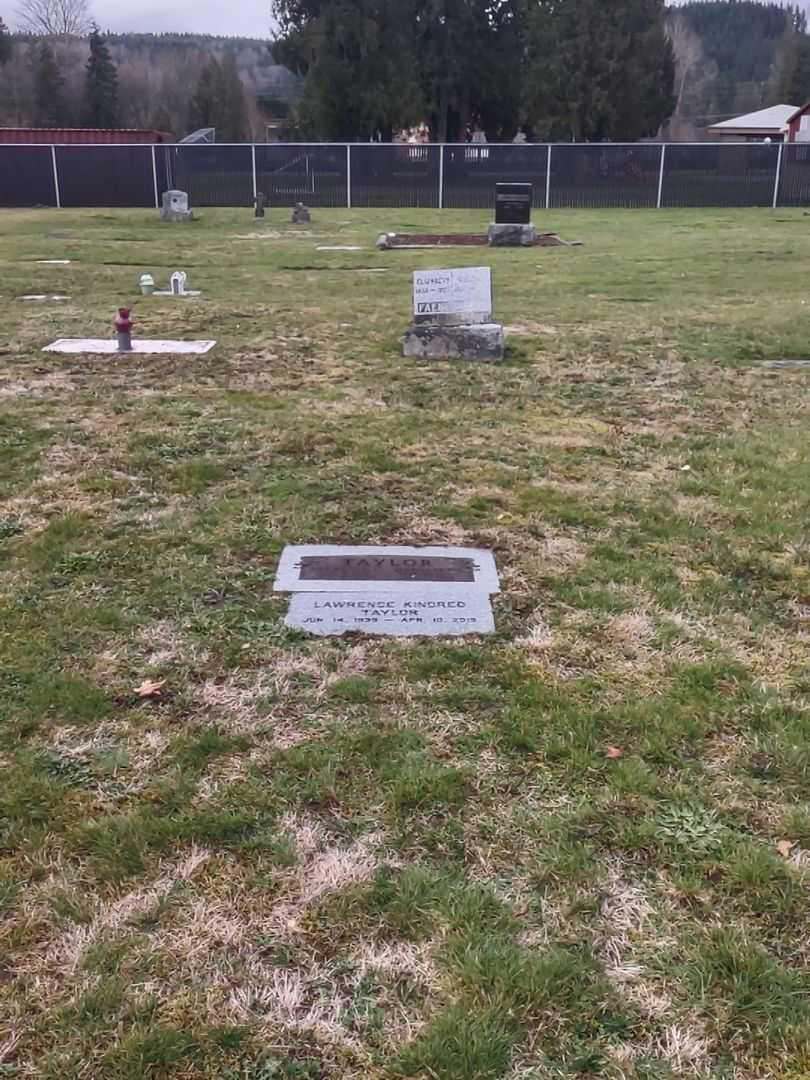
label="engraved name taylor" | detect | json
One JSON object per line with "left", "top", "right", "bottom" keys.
{"left": 298, "top": 555, "right": 477, "bottom": 583}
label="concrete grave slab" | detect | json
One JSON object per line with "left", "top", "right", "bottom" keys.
{"left": 19, "top": 295, "right": 70, "bottom": 301}
{"left": 152, "top": 290, "right": 202, "bottom": 297}
{"left": 275, "top": 544, "right": 499, "bottom": 595}
{"left": 36, "top": 260, "right": 72, "bottom": 265}
{"left": 286, "top": 590, "right": 495, "bottom": 637}
{"left": 43, "top": 339, "right": 216, "bottom": 355}
{"left": 317, "top": 245, "right": 363, "bottom": 251}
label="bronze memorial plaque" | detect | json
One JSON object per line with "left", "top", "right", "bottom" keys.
{"left": 299, "top": 554, "right": 475, "bottom": 583}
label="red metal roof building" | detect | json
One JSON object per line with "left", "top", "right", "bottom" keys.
{"left": 786, "top": 103, "right": 810, "bottom": 143}
{"left": 0, "top": 128, "right": 173, "bottom": 144}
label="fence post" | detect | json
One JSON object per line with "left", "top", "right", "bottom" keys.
{"left": 773, "top": 141, "right": 784, "bottom": 209}
{"left": 251, "top": 144, "right": 258, "bottom": 205}
{"left": 151, "top": 145, "right": 159, "bottom": 209}
{"left": 545, "top": 145, "right": 552, "bottom": 210}
{"left": 657, "top": 143, "right": 667, "bottom": 209}
{"left": 438, "top": 144, "right": 445, "bottom": 209}
{"left": 346, "top": 144, "right": 352, "bottom": 209}
{"left": 51, "top": 145, "right": 61, "bottom": 209}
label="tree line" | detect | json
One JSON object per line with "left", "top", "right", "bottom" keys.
{"left": 0, "top": 20, "right": 264, "bottom": 138}
{"left": 271, "top": 0, "right": 676, "bottom": 142}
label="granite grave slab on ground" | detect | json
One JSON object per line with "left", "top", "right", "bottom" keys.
{"left": 19, "top": 295, "right": 70, "bottom": 301}
{"left": 276, "top": 544, "right": 500, "bottom": 638}
{"left": 43, "top": 339, "right": 216, "bottom": 355}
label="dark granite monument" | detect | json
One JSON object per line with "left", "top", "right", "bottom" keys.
{"left": 495, "top": 183, "right": 533, "bottom": 225}
{"left": 489, "top": 182, "right": 536, "bottom": 246}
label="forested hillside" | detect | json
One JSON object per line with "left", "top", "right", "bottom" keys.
{"left": 1, "top": 2, "right": 810, "bottom": 141}
{"left": 0, "top": 28, "right": 300, "bottom": 138}
{"left": 667, "top": 1, "right": 810, "bottom": 132}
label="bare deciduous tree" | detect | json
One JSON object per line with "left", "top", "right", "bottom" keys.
{"left": 666, "top": 13, "right": 704, "bottom": 116}
{"left": 15, "top": 0, "right": 93, "bottom": 37}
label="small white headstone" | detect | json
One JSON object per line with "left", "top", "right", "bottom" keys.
{"left": 170, "top": 271, "right": 187, "bottom": 296}
{"left": 413, "top": 267, "right": 492, "bottom": 322}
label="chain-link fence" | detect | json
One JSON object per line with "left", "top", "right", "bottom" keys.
{"left": 2, "top": 141, "right": 808, "bottom": 210}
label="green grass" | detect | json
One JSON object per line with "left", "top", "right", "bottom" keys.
{"left": 1, "top": 205, "right": 810, "bottom": 1078}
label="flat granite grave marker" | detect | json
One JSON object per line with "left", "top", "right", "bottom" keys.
{"left": 275, "top": 544, "right": 500, "bottom": 638}
{"left": 403, "top": 268, "right": 504, "bottom": 361}
{"left": 44, "top": 339, "right": 216, "bottom": 355}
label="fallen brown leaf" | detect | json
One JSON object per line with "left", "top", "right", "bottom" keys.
{"left": 135, "top": 678, "right": 166, "bottom": 699}
{"left": 776, "top": 839, "right": 796, "bottom": 859}
{"left": 605, "top": 747, "right": 624, "bottom": 759}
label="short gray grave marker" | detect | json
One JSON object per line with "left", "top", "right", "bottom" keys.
{"left": 160, "top": 190, "right": 193, "bottom": 223}
{"left": 403, "top": 267, "right": 504, "bottom": 361}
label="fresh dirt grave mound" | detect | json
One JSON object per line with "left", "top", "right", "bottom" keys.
{"left": 377, "top": 232, "right": 581, "bottom": 249}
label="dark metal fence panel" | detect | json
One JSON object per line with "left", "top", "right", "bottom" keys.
{"left": 776, "top": 143, "right": 810, "bottom": 207}
{"left": 662, "top": 143, "right": 778, "bottom": 208}
{"left": 255, "top": 144, "right": 347, "bottom": 207}
{"left": 56, "top": 146, "right": 154, "bottom": 207}
{"left": 170, "top": 145, "right": 253, "bottom": 206}
{"left": 550, "top": 144, "right": 661, "bottom": 208}
{"left": 442, "top": 143, "right": 549, "bottom": 210}
{"left": 350, "top": 145, "right": 439, "bottom": 208}
{"left": 4, "top": 141, "right": 810, "bottom": 210}
{"left": 0, "top": 146, "right": 56, "bottom": 207}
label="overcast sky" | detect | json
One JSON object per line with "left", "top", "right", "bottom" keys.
{"left": 11, "top": 0, "right": 274, "bottom": 36}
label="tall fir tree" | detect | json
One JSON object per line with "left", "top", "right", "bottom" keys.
{"left": 219, "top": 52, "right": 248, "bottom": 141}
{"left": 0, "top": 16, "right": 11, "bottom": 65}
{"left": 524, "top": 0, "right": 674, "bottom": 141}
{"left": 779, "top": 32, "right": 810, "bottom": 106}
{"left": 188, "top": 56, "right": 222, "bottom": 133}
{"left": 32, "top": 42, "right": 67, "bottom": 125}
{"left": 273, "top": 0, "right": 424, "bottom": 139}
{"left": 84, "top": 25, "right": 119, "bottom": 127}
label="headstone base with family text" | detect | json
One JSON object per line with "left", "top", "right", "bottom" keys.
{"left": 402, "top": 267, "right": 504, "bottom": 362}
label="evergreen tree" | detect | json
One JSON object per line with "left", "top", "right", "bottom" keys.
{"left": 84, "top": 25, "right": 119, "bottom": 127}
{"left": 275, "top": 0, "right": 423, "bottom": 140}
{"left": 188, "top": 56, "right": 222, "bottom": 133}
{"left": 779, "top": 32, "right": 810, "bottom": 106}
{"left": 32, "top": 41, "right": 67, "bottom": 125}
{"left": 524, "top": 0, "right": 674, "bottom": 141}
{"left": 0, "top": 17, "right": 11, "bottom": 65}
{"left": 219, "top": 52, "right": 247, "bottom": 140}
{"left": 414, "top": 0, "right": 525, "bottom": 142}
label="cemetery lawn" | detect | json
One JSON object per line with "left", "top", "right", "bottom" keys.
{"left": 2, "top": 205, "right": 810, "bottom": 1080}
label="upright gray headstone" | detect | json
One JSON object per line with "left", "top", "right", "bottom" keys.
{"left": 161, "top": 190, "right": 193, "bottom": 223}
{"left": 292, "top": 202, "right": 312, "bottom": 224}
{"left": 403, "top": 268, "right": 504, "bottom": 362}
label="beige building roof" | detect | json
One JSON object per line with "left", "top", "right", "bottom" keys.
{"left": 707, "top": 104, "right": 797, "bottom": 136}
